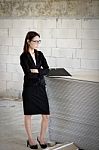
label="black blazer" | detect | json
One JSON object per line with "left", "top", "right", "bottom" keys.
{"left": 20, "top": 49, "right": 49, "bottom": 87}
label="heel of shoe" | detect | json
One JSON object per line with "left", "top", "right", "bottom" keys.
{"left": 26, "top": 140, "right": 38, "bottom": 149}
{"left": 37, "top": 137, "right": 47, "bottom": 149}
{"left": 27, "top": 140, "right": 29, "bottom": 147}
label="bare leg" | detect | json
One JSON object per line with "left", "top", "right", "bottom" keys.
{"left": 24, "top": 115, "right": 37, "bottom": 145}
{"left": 38, "top": 115, "right": 49, "bottom": 144}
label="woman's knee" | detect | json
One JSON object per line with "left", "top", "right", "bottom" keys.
{"left": 24, "top": 115, "right": 32, "bottom": 120}
{"left": 42, "top": 115, "right": 49, "bottom": 121}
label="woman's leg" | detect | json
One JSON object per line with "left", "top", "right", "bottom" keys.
{"left": 38, "top": 115, "right": 49, "bottom": 143}
{"left": 24, "top": 115, "right": 36, "bottom": 145}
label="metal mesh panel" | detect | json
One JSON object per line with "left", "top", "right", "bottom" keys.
{"left": 46, "top": 77, "right": 99, "bottom": 150}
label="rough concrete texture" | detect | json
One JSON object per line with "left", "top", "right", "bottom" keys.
{"left": 0, "top": 0, "right": 99, "bottom": 18}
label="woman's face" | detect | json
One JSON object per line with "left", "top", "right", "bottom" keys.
{"left": 28, "top": 36, "right": 41, "bottom": 50}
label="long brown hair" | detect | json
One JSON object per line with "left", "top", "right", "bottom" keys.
{"left": 23, "top": 31, "right": 40, "bottom": 53}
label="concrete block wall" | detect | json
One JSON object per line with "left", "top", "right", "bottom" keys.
{"left": 0, "top": 18, "right": 99, "bottom": 98}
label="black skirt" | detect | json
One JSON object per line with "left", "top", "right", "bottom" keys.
{"left": 22, "top": 84, "right": 50, "bottom": 115}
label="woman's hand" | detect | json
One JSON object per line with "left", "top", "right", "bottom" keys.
{"left": 30, "top": 69, "right": 39, "bottom": 73}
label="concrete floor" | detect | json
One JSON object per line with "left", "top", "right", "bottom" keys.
{"left": 0, "top": 98, "right": 58, "bottom": 150}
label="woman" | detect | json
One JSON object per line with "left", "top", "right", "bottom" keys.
{"left": 20, "top": 31, "right": 50, "bottom": 149}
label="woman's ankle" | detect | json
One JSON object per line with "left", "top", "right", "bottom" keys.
{"left": 38, "top": 136, "right": 46, "bottom": 144}
{"left": 28, "top": 138, "right": 37, "bottom": 145}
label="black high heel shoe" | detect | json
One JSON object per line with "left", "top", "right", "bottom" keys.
{"left": 27, "top": 140, "right": 38, "bottom": 149}
{"left": 37, "top": 137, "right": 47, "bottom": 149}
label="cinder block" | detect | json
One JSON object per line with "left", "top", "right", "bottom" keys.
{"left": 82, "top": 19, "right": 99, "bottom": 29}
{"left": 41, "top": 48, "right": 52, "bottom": 57}
{"left": 52, "top": 48, "right": 63, "bottom": 57}
{"left": 1, "top": 89, "right": 22, "bottom": 99}
{"left": 0, "top": 55, "right": 19, "bottom": 64}
{"left": 0, "top": 72, "right": 12, "bottom": 81}
{"left": 9, "top": 29, "right": 28, "bottom": 37}
{"left": 52, "top": 29, "right": 76, "bottom": 39}
{"left": 57, "top": 39, "right": 81, "bottom": 48}
{"left": 47, "top": 57, "right": 56, "bottom": 67}
{"left": 57, "top": 19, "right": 81, "bottom": 29}
{"left": 34, "top": 19, "right": 56, "bottom": 29}
{"left": 0, "top": 29, "right": 8, "bottom": 37}
{"left": 56, "top": 57, "right": 67, "bottom": 68}
{"left": 13, "top": 38, "right": 24, "bottom": 46}
{"left": 75, "top": 49, "right": 99, "bottom": 59}
{"left": 56, "top": 58, "right": 72, "bottom": 68}
{"left": 8, "top": 46, "right": 22, "bottom": 55}
{"left": 81, "top": 59, "right": 99, "bottom": 69}
{"left": 38, "top": 29, "right": 53, "bottom": 38}
{"left": 0, "top": 38, "right": 12, "bottom": 46}
{"left": 41, "top": 39, "right": 56, "bottom": 48}
{"left": 82, "top": 39, "right": 99, "bottom": 49}
{"left": 0, "top": 46, "right": 9, "bottom": 55}
{"left": 12, "top": 19, "right": 33, "bottom": 28}
{"left": 7, "top": 81, "right": 23, "bottom": 91}
{"left": 72, "top": 59, "right": 81, "bottom": 69}
{"left": 12, "top": 73, "right": 23, "bottom": 82}
{"left": 77, "top": 29, "right": 99, "bottom": 39}
{"left": 0, "top": 81, "right": 6, "bottom": 90}
{"left": 52, "top": 48, "right": 73, "bottom": 58}
{"left": 0, "top": 64, "right": 6, "bottom": 72}
{"left": 0, "top": 19, "right": 12, "bottom": 28}
{"left": 7, "top": 64, "right": 22, "bottom": 73}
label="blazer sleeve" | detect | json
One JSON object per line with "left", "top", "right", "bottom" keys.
{"left": 20, "top": 53, "right": 38, "bottom": 79}
{"left": 39, "top": 51, "right": 49, "bottom": 76}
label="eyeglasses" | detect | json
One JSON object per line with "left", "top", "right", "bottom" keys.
{"left": 31, "top": 40, "right": 41, "bottom": 44}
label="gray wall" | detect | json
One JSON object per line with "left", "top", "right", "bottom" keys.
{"left": 0, "top": 0, "right": 99, "bottom": 98}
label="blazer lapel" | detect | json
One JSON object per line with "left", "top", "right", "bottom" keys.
{"left": 27, "top": 50, "right": 40, "bottom": 67}
{"left": 27, "top": 52, "right": 36, "bottom": 66}
{"left": 34, "top": 49, "right": 39, "bottom": 66}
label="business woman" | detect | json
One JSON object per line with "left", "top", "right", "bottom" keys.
{"left": 20, "top": 31, "right": 50, "bottom": 149}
